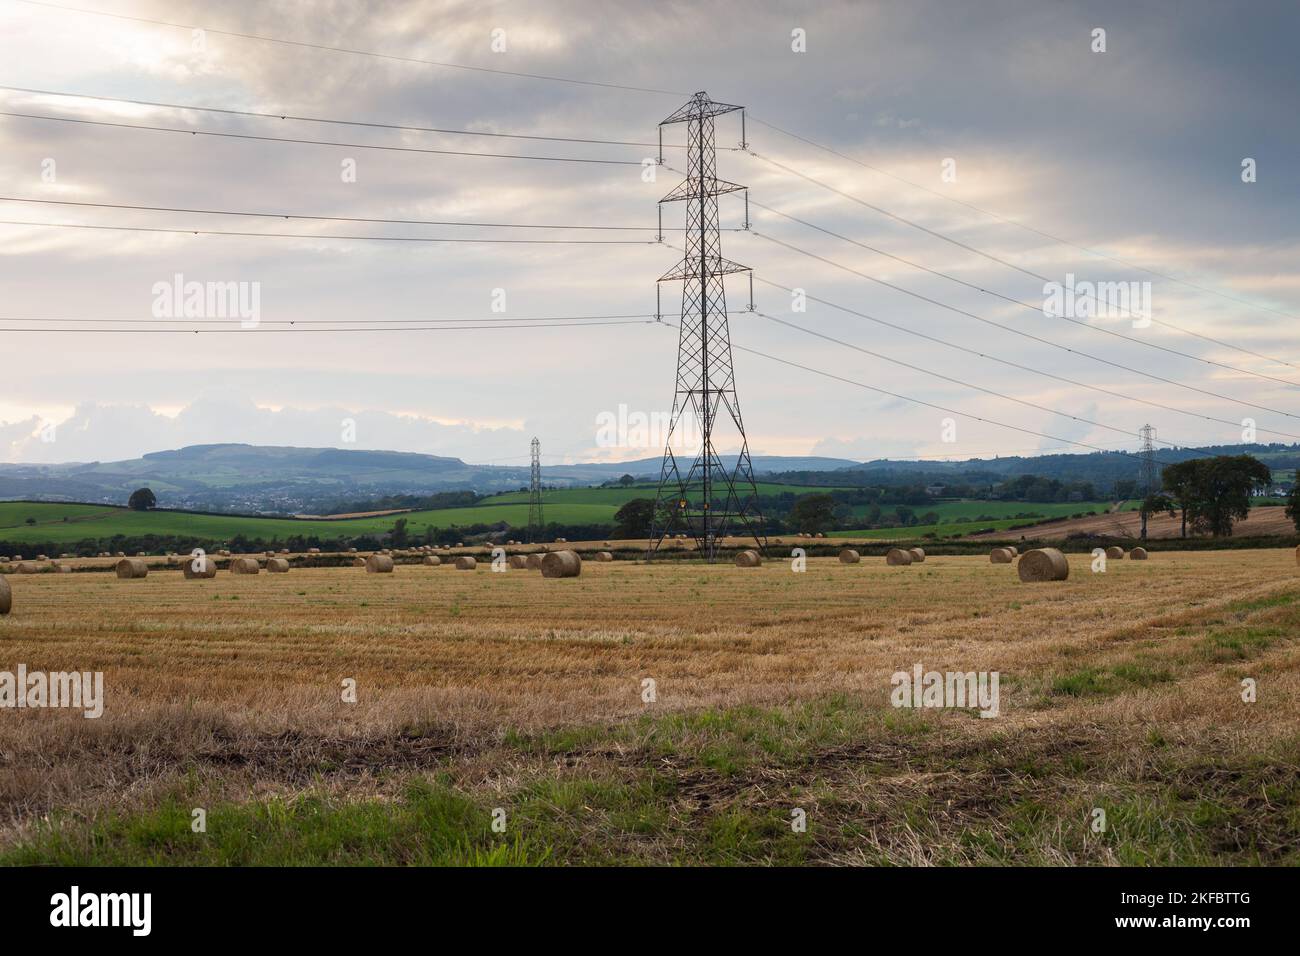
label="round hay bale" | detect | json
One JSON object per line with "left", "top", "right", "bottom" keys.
{"left": 279, "top": 549, "right": 289, "bottom": 555}
{"left": 229, "top": 557, "right": 260, "bottom": 575}
{"left": 348, "top": 547, "right": 358, "bottom": 553}
{"left": 266, "top": 558, "right": 290, "bottom": 573}
{"left": 307, "top": 547, "right": 321, "bottom": 555}
{"left": 454, "top": 556, "right": 477, "bottom": 570}
{"left": 1105, "top": 546, "right": 1125, "bottom": 560}
{"left": 37, "top": 554, "right": 49, "bottom": 561}
{"left": 115, "top": 558, "right": 148, "bottom": 579}
{"left": 423, "top": 555, "right": 443, "bottom": 566}
{"left": 1131, "top": 547, "right": 1149, "bottom": 560}
{"left": 734, "top": 549, "right": 762, "bottom": 568}
{"left": 217, "top": 550, "right": 229, "bottom": 557}
{"left": 908, "top": 547, "right": 926, "bottom": 563}
{"left": 508, "top": 555, "right": 528, "bottom": 569}
{"left": 17, "top": 562, "right": 41, "bottom": 574}
{"left": 0, "top": 575, "right": 10, "bottom": 615}
{"left": 365, "top": 554, "right": 394, "bottom": 574}
{"left": 115, "top": 551, "right": 126, "bottom": 558}
{"left": 182, "top": 556, "right": 218, "bottom": 579}
{"left": 886, "top": 549, "right": 913, "bottom": 566}
{"left": 12, "top": 554, "right": 22, "bottom": 561}
{"left": 596, "top": 551, "right": 614, "bottom": 562}
{"left": 1018, "top": 548, "right": 1070, "bottom": 582}
{"left": 265, "top": 551, "right": 276, "bottom": 559}
{"left": 1007, "top": 546, "right": 1019, "bottom": 556}
{"left": 352, "top": 557, "right": 366, "bottom": 567}
{"left": 525, "top": 553, "right": 544, "bottom": 570}
{"left": 989, "top": 548, "right": 1014, "bottom": 564}
{"left": 838, "top": 549, "right": 860, "bottom": 564}
{"left": 541, "top": 550, "right": 582, "bottom": 578}
{"left": 55, "top": 565, "right": 71, "bottom": 573}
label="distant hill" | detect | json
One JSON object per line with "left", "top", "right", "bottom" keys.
{"left": 0, "top": 444, "right": 861, "bottom": 512}
{"left": 2, "top": 441, "right": 1294, "bottom": 513}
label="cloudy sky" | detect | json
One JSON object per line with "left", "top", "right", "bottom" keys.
{"left": 1, "top": 0, "right": 1297, "bottom": 469}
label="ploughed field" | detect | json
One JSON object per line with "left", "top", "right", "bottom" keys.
{"left": 1, "top": 549, "right": 1297, "bottom": 865}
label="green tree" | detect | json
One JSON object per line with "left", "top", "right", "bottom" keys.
{"left": 618, "top": 474, "right": 635, "bottom": 487}
{"left": 1138, "top": 493, "right": 1177, "bottom": 541}
{"left": 127, "top": 487, "right": 156, "bottom": 511}
{"left": 613, "top": 498, "right": 655, "bottom": 539}
{"left": 390, "top": 517, "right": 409, "bottom": 548}
{"left": 1160, "top": 460, "right": 1198, "bottom": 538}
{"left": 1287, "top": 484, "right": 1300, "bottom": 533}
{"left": 789, "top": 493, "right": 837, "bottom": 534}
{"left": 1181, "top": 455, "right": 1271, "bottom": 537}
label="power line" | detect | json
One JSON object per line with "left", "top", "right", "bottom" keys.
{"left": 0, "top": 319, "right": 656, "bottom": 333}
{"left": 744, "top": 146, "right": 1300, "bottom": 372}
{"left": 12, "top": 0, "right": 685, "bottom": 96}
{"left": 0, "top": 196, "right": 740, "bottom": 233}
{"left": 749, "top": 274, "right": 1300, "bottom": 441}
{"left": 0, "top": 85, "right": 707, "bottom": 149}
{"left": 753, "top": 311, "right": 1250, "bottom": 451}
{"left": 658, "top": 320, "right": 1188, "bottom": 467}
{"left": 0, "top": 219, "right": 655, "bottom": 244}
{"left": 0, "top": 111, "right": 643, "bottom": 165}
{"left": 0, "top": 317, "right": 665, "bottom": 329}
{"left": 667, "top": 158, "right": 1300, "bottom": 391}
{"left": 750, "top": 115, "right": 1300, "bottom": 333}
{"left": 745, "top": 230, "right": 1300, "bottom": 408}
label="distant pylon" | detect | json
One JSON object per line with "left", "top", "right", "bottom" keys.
{"left": 1139, "top": 424, "right": 1158, "bottom": 541}
{"left": 528, "top": 437, "right": 544, "bottom": 542}
{"left": 1139, "top": 424, "right": 1159, "bottom": 495}
{"left": 648, "top": 91, "right": 767, "bottom": 562}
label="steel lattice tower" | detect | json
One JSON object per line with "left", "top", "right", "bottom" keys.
{"left": 528, "top": 436, "right": 544, "bottom": 542}
{"left": 1139, "top": 424, "right": 1159, "bottom": 541}
{"left": 648, "top": 92, "right": 766, "bottom": 562}
{"left": 1139, "top": 424, "right": 1159, "bottom": 495}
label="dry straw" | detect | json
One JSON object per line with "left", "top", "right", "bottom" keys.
{"left": 115, "top": 558, "right": 148, "bottom": 579}
{"left": 596, "top": 551, "right": 614, "bottom": 562}
{"left": 230, "top": 557, "right": 260, "bottom": 575}
{"left": 908, "top": 547, "right": 926, "bottom": 563}
{"left": 1105, "top": 546, "right": 1125, "bottom": 560}
{"left": 1006, "top": 546, "right": 1019, "bottom": 557}
{"left": 838, "top": 549, "right": 860, "bottom": 564}
{"left": 266, "top": 558, "right": 290, "bottom": 573}
{"left": 989, "top": 548, "right": 1014, "bottom": 564}
{"left": 352, "top": 557, "right": 366, "bottom": 567}
{"left": 885, "top": 548, "right": 913, "bottom": 566}
{"left": 1018, "top": 548, "right": 1070, "bottom": 582}
{"left": 365, "top": 554, "right": 395, "bottom": 573}
{"left": 454, "top": 556, "right": 477, "bottom": 570}
{"left": 423, "top": 556, "right": 442, "bottom": 566}
{"left": 734, "top": 549, "right": 762, "bottom": 567}
{"left": 17, "top": 562, "right": 40, "bottom": 574}
{"left": 541, "top": 550, "right": 582, "bottom": 578}
{"left": 508, "top": 555, "right": 528, "bottom": 569}
{"left": 183, "top": 557, "right": 218, "bottom": 579}
{"left": 525, "top": 554, "right": 544, "bottom": 570}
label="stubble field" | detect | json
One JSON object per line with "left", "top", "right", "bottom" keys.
{"left": 1, "top": 549, "right": 1297, "bottom": 865}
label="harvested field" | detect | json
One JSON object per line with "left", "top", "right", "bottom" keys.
{"left": 0, "top": 549, "right": 1297, "bottom": 865}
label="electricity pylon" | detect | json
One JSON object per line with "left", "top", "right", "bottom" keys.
{"left": 528, "top": 437, "right": 544, "bottom": 542}
{"left": 1139, "top": 424, "right": 1158, "bottom": 541}
{"left": 648, "top": 92, "right": 767, "bottom": 562}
